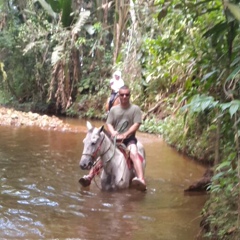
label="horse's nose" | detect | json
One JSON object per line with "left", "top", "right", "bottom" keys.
{"left": 80, "top": 163, "right": 86, "bottom": 170}
{"left": 79, "top": 158, "right": 92, "bottom": 170}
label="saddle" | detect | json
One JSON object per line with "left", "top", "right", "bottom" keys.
{"left": 117, "top": 143, "right": 133, "bottom": 170}
{"left": 109, "top": 93, "right": 118, "bottom": 110}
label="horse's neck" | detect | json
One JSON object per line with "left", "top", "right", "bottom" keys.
{"left": 100, "top": 134, "right": 123, "bottom": 165}
{"left": 100, "top": 134, "right": 132, "bottom": 184}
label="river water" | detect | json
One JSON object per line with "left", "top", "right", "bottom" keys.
{"left": 0, "top": 118, "right": 208, "bottom": 240}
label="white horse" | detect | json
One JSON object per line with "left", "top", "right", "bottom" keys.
{"left": 79, "top": 121, "right": 146, "bottom": 191}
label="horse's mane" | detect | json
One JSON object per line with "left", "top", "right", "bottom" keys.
{"left": 102, "top": 127, "right": 112, "bottom": 141}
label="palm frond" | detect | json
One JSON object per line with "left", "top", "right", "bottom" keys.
{"left": 23, "top": 42, "right": 37, "bottom": 55}
{"left": 51, "top": 45, "right": 64, "bottom": 65}
{"left": 72, "top": 10, "right": 90, "bottom": 35}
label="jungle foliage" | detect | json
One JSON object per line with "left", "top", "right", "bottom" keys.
{"left": 0, "top": 0, "right": 239, "bottom": 239}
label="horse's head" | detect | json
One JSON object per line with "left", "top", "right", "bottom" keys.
{"left": 79, "top": 121, "right": 104, "bottom": 170}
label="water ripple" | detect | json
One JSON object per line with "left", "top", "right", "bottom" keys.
{"left": 29, "top": 197, "right": 59, "bottom": 206}
{"left": 0, "top": 124, "right": 207, "bottom": 240}
{"left": 1, "top": 189, "right": 30, "bottom": 198}
{"left": 0, "top": 214, "right": 45, "bottom": 239}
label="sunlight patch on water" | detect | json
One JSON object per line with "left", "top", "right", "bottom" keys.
{"left": 102, "top": 203, "right": 113, "bottom": 208}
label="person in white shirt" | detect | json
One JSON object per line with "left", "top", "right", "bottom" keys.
{"left": 108, "top": 70, "right": 124, "bottom": 110}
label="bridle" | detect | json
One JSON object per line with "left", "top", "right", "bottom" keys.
{"left": 85, "top": 121, "right": 129, "bottom": 163}
{"left": 82, "top": 133, "right": 112, "bottom": 164}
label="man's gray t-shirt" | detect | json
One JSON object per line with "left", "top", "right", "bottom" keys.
{"left": 106, "top": 104, "right": 142, "bottom": 136}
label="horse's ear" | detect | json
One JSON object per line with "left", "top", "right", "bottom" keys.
{"left": 86, "top": 121, "right": 93, "bottom": 131}
{"left": 97, "top": 125, "right": 104, "bottom": 135}
{"left": 100, "top": 125, "right": 104, "bottom": 132}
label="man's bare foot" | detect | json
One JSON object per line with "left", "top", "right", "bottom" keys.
{"left": 131, "top": 177, "right": 147, "bottom": 191}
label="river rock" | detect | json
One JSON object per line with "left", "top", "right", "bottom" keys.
{"left": 0, "top": 106, "right": 72, "bottom": 132}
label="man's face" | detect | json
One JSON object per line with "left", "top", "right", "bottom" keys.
{"left": 119, "top": 89, "right": 130, "bottom": 104}
{"left": 115, "top": 74, "right": 120, "bottom": 80}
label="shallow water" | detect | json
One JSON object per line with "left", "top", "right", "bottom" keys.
{"left": 0, "top": 119, "right": 208, "bottom": 239}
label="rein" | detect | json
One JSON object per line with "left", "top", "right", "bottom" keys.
{"left": 106, "top": 120, "right": 129, "bottom": 162}
{"left": 100, "top": 136, "right": 111, "bottom": 158}
{"left": 82, "top": 134, "right": 105, "bottom": 160}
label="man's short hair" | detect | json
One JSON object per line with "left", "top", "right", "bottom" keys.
{"left": 119, "top": 85, "right": 130, "bottom": 91}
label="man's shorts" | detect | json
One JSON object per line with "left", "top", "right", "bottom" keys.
{"left": 123, "top": 134, "right": 137, "bottom": 146}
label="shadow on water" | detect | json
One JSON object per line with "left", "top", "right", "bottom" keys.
{"left": 0, "top": 119, "right": 208, "bottom": 240}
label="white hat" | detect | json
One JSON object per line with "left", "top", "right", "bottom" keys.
{"left": 113, "top": 70, "right": 121, "bottom": 78}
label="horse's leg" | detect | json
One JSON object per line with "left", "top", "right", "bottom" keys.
{"left": 100, "top": 171, "right": 116, "bottom": 191}
{"left": 112, "top": 154, "right": 133, "bottom": 189}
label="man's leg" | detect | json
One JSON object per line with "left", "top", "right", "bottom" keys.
{"left": 128, "top": 144, "right": 146, "bottom": 191}
{"left": 108, "top": 93, "right": 116, "bottom": 110}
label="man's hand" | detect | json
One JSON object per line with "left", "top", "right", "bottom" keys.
{"left": 117, "top": 133, "right": 127, "bottom": 140}
{"left": 111, "top": 130, "right": 119, "bottom": 138}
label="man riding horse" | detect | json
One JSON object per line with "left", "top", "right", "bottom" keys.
{"left": 79, "top": 85, "right": 147, "bottom": 191}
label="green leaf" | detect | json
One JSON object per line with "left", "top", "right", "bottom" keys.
{"left": 201, "top": 99, "right": 212, "bottom": 111}
{"left": 37, "top": 0, "right": 57, "bottom": 19}
{"left": 158, "top": 8, "right": 168, "bottom": 22}
{"left": 212, "top": 171, "right": 225, "bottom": 181}
{"left": 46, "top": 0, "right": 61, "bottom": 12}
{"left": 201, "top": 70, "right": 218, "bottom": 82}
{"left": 184, "top": 94, "right": 218, "bottom": 113}
{"left": 220, "top": 102, "right": 231, "bottom": 111}
{"left": 216, "top": 161, "right": 231, "bottom": 171}
{"left": 226, "top": 2, "right": 240, "bottom": 21}
{"left": 60, "top": 0, "right": 73, "bottom": 27}
{"left": 230, "top": 56, "right": 240, "bottom": 67}
{"left": 229, "top": 101, "right": 240, "bottom": 118}
{"left": 203, "top": 21, "right": 227, "bottom": 38}
{"left": 226, "top": 65, "right": 240, "bottom": 82}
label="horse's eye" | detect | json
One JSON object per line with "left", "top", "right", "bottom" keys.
{"left": 91, "top": 142, "right": 96, "bottom": 146}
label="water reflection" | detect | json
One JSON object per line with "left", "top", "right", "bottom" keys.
{"left": 0, "top": 121, "right": 207, "bottom": 239}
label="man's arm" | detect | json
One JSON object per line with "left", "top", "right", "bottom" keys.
{"left": 108, "top": 122, "right": 140, "bottom": 140}
{"left": 106, "top": 123, "right": 119, "bottom": 137}
{"left": 121, "top": 122, "right": 141, "bottom": 139}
